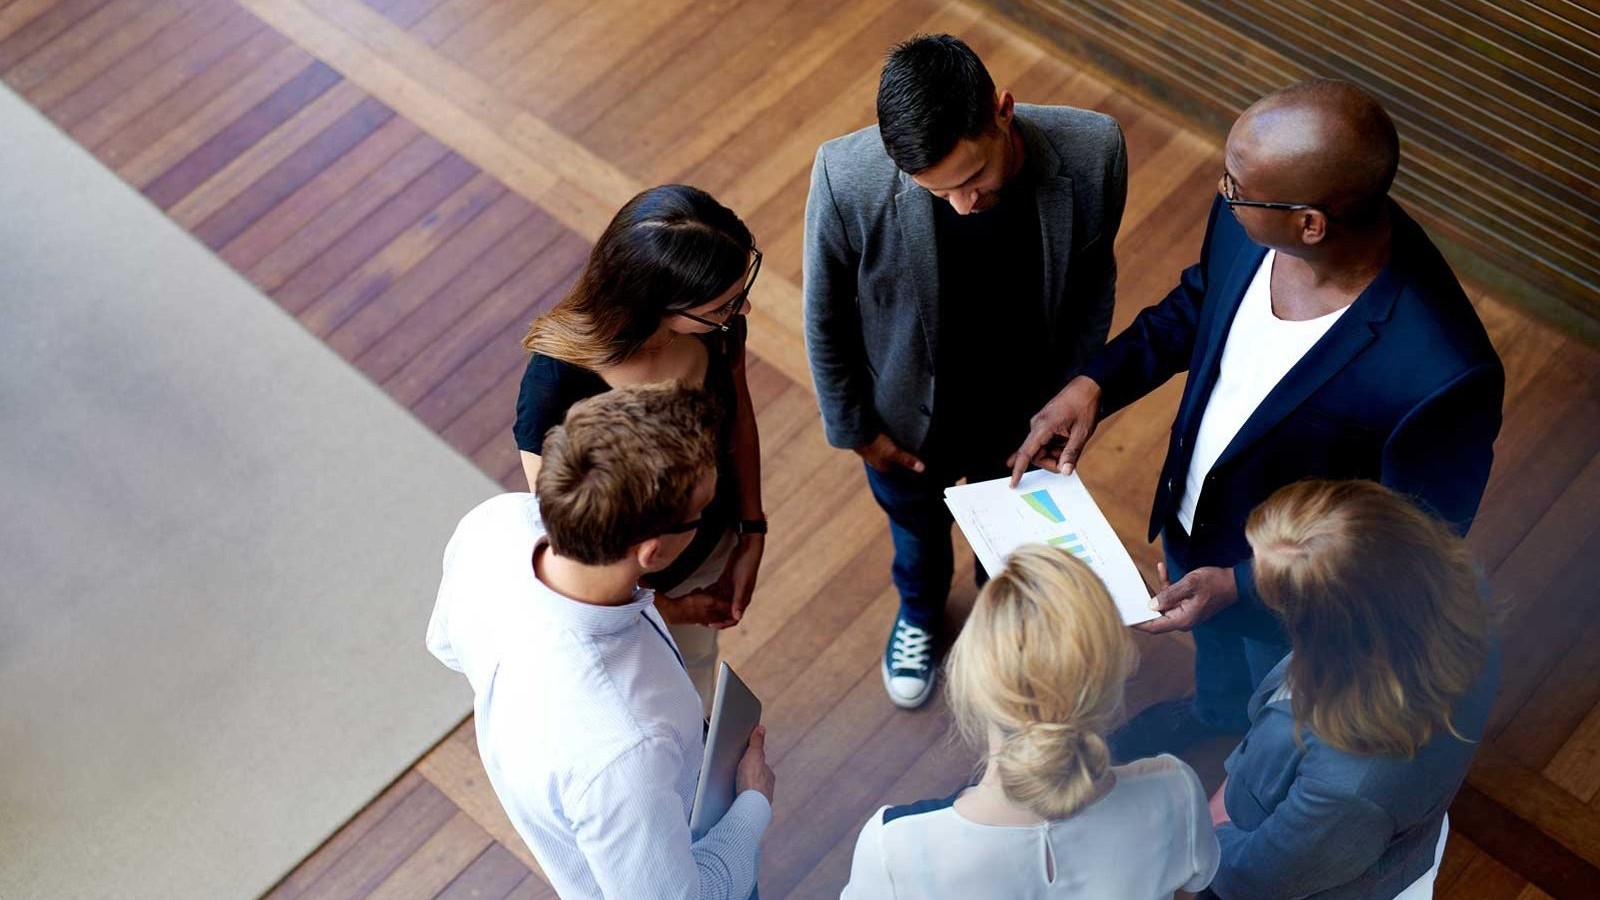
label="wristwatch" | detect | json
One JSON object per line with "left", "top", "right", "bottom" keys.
{"left": 735, "top": 517, "right": 768, "bottom": 535}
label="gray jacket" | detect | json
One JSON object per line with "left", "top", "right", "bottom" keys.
{"left": 1214, "top": 648, "right": 1499, "bottom": 900}
{"left": 802, "top": 106, "right": 1127, "bottom": 452}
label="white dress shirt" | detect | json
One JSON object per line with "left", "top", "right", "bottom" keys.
{"left": 1176, "top": 251, "right": 1351, "bottom": 533}
{"left": 426, "top": 494, "right": 770, "bottom": 900}
{"left": 841, "top": 754, "right": 1218, "bottom": 899}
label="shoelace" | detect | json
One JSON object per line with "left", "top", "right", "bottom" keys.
{"left": 889, "top": 621, "right": 932, "bottom": 673}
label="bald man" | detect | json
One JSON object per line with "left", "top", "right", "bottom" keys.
{"left": 1010, "top": 79, "right": 1504, "bottom": 757}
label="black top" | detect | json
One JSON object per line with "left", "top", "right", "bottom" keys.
{"left": 881, "top": 781, "right": 970, "bottom": 825}
{"left": 512, "top": 355, "right": 608, "bottom": 454}
{"left": 512, "top": 317, "right": 747, "bottom": 592}
{"left": 924, "top": 172, "right": 1047, "bottom": 471}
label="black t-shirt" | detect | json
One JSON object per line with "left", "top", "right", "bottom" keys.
{"left": 925, "top": 174, "right": 1047, "bottom": 471}
{"left": 511, "top": 318, "right": 746, "bottom": 591}
{"left": 512, "top": 355, "right": 608, "bottom": 454}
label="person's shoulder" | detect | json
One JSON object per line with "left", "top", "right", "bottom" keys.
{"left": 817, "top": 122, "right": 885, "bottom": 163}
{"left": 880, "top": 787, "right": 963, "bottom": 827}
{"left": 522, "top": 352, "right": 604, "bottom": 392}
{"left": 516, "top": 353, "right": 607, "bottom": 451}
{"left": 1114, "top": 753, "right": 1206, "bottom": 795}
{"left": 1381, "top": 215, "right": 1500, "bottom": 372}
{"left": 441, "top": 494, "right": 540, "bottom": 586}
{"left": 1288, "top": 728, "right": 1392, "bottom": 796}
{"left": 448, "top": 493, "right": 540, "bottom": 551}
{"left": 1019, "top": 104, "right": 1122, "bottom": 152}
{"left": 1098, "top": 754, "right": 1211, "bottom": 820}
{"left": 815, "top": 124, "right": 898, "bottom": 195}
{"left": 1380, "top": 294, "right": 1500, "bottom": 390}
{"left": 1020, "top": 103, "right": 1120, "bottom": 134}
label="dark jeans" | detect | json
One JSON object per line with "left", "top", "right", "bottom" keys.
{"left": 1164, "top": 535, "right": 1291, "bottom": 733}
{"left": 863, "top": 460, "right": 997, "bottom": 631}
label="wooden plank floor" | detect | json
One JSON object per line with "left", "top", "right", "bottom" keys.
{"left": 2, "top": 0, "right": 1596, "bottom": 897}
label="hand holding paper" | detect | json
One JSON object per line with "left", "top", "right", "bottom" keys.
{"left": 1136, "top": 563, "right": 1239, "bottom": 634}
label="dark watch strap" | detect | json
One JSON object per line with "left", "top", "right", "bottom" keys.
{"left": 735, "top": 518, "right": 768, "bottom": 535}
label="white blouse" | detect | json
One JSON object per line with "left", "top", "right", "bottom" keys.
{"left": 841, "top": 754, "right": 1218, "bottom": 899}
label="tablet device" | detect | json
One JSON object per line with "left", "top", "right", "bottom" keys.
{"left": 689, "top": 661, "right": 763, "bottom": 839}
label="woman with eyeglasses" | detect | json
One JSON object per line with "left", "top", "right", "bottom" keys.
{"left": 514, "top": 184, "right": 765, "bottom": 708}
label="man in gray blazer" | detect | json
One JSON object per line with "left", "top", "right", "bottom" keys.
{"left": 803, "top": 34, "right": 1127, "bottom": 708}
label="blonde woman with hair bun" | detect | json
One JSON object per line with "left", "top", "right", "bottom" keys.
{"left": 841, "top": 545, "right": 1219, "bottom": 899}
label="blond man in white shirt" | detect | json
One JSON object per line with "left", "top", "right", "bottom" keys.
{"left": 427, "top": 383, "right": 775, "bottom": 900}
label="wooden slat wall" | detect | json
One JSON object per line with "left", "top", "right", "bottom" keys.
{"left": 979, "top": 0, "right": 1600, "bottom": 342}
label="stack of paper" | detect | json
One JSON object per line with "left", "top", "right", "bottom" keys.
{"left": 945, "top": 470, "right": 1156, "bottom": 625}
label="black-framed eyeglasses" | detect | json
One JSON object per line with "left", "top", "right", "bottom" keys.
{"left": 673, "top": 249, "right": 762, "bottom": 333}
{"left": 659, "top": 517, "right": 703, "bottom": 535}
{"left": 1220, "top": 170, "right": 1326, "bottom": 213}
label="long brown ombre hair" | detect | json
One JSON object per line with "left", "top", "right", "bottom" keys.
{"left": 523, "top": 185, "right": 754, "bottom": 369}
{"left": 946, "top": 545, "right": 1137, "bottom": 820}
{"left": 1246, "top": 480, "right": 1492, "bottom": 758}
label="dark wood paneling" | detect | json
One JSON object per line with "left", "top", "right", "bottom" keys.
{"left": 982, "top": 0, "right": 1600, "bottom": 343}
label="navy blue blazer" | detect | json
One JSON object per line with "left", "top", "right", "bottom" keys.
{"left": 1080, "top": 197, "right": 1503, "bottom": 640}
{"left": 1213, "top": 648, "right": 1499, "bottom": 899}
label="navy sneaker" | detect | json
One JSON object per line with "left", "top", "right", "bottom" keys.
{"left": 882, "top": 614, "right": 936, "bottom": 709}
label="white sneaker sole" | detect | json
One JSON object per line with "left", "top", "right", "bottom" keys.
{"left": 881, "top": 658, "right": 936, "bottom": 709}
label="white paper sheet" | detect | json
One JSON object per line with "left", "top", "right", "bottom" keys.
{"left": 945, "top": 469, "right": 1157, "bottom": 625}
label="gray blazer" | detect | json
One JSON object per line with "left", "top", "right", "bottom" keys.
{"left": 1214, "top": 648, "right": 1499, "bottom": 900}
{"left": 802, "top": 106, "right": 1127, "bottom": 452}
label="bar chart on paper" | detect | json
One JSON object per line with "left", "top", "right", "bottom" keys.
{"left": 945, "top": 471, "right": 1156, "bottom": 625}
{"left": 1046, "top": 532, "right": 1096, "bottom": 564}
{"left": 1016, "top": 489, "right": 1100, "bottom": 566}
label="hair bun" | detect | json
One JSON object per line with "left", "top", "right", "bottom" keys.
{"left": 995, "top": 722, "right": 1111, "bottom": 819}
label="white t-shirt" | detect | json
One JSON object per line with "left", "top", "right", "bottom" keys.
{"left": 425, "top": 494, "right": 770, "bottom": 900}
{"left": 840, "top": 754, "right": 1219, "bottom": 899}
{"left": 1176, "top": 251, "right": 1350, "bottom": 533}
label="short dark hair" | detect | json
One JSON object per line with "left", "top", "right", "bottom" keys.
{"left": 536, "top": 383, "right": 722, "bottom": 565}
{"left": 877, "top": 34, "right": 997, "bottom": 175}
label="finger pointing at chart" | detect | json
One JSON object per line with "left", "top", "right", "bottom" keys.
{"left": 1008, "top": 375, "right": 1103, "bottom": 487}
